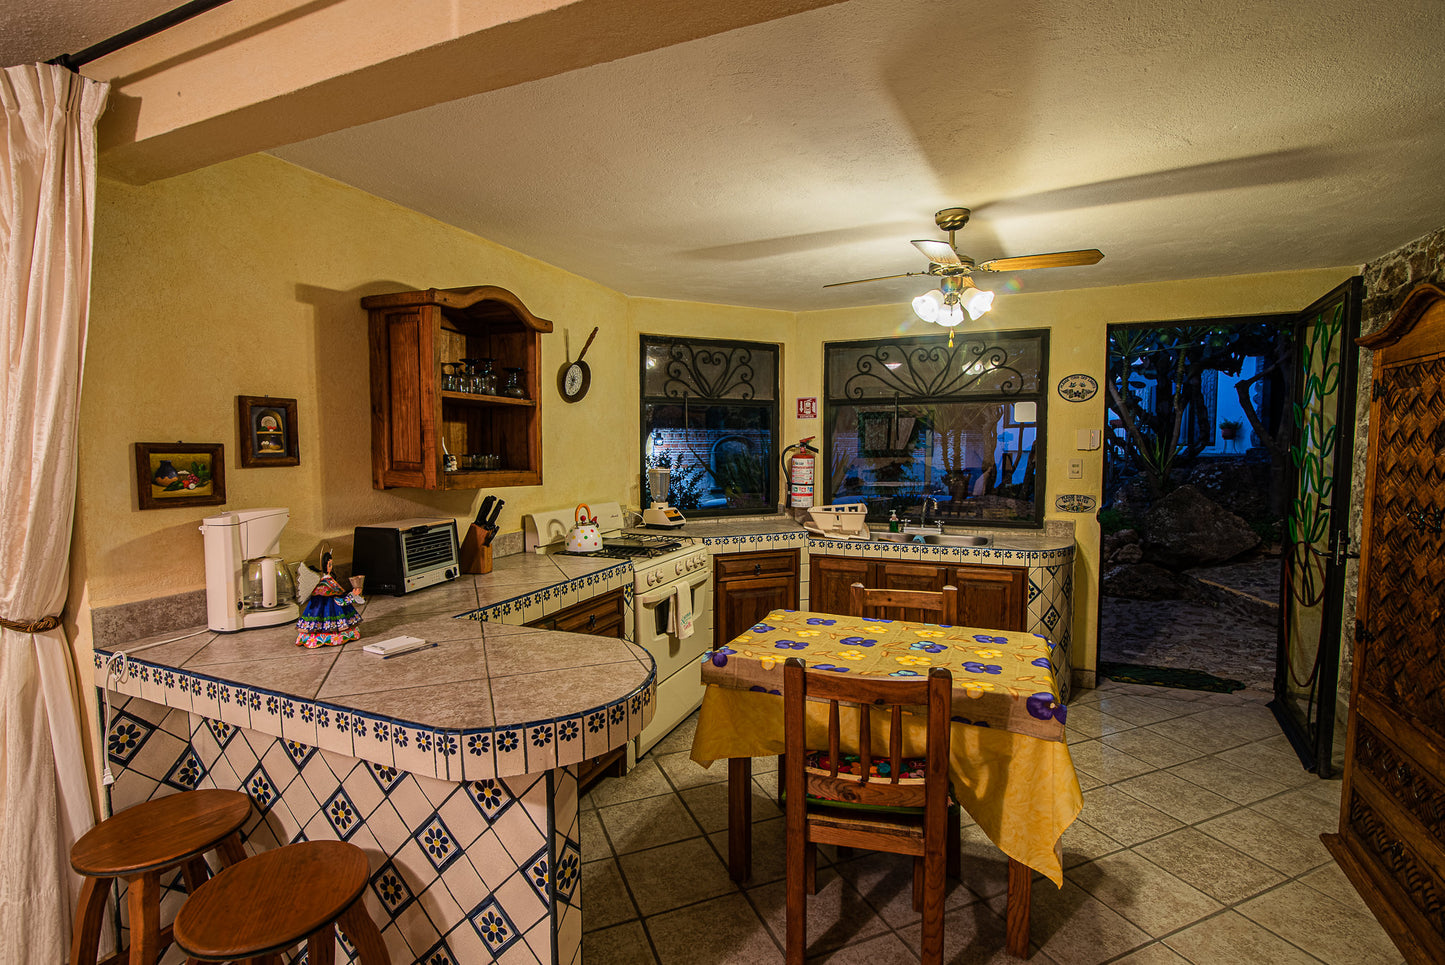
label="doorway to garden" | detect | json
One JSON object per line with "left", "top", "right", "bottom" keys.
{"left": 1099, "top": 316, "right": 1293, "bottom": 694}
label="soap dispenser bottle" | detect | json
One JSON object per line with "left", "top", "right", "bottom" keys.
{"left": 888, "top": 510, "right": 901, "bottom": 533}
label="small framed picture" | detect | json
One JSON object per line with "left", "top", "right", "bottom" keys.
{"left": 238, "top": 396, "right": 299, "bottom": 467}
{"left": 135, "top": 442, "right": 226, "bottom": 510}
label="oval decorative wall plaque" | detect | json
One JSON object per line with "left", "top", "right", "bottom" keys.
{"left": 1054, "top": 494, "right": 1098, "bottom": 513}
{"left": 1057, "top": 374, "right": 1098, "bottom": 402}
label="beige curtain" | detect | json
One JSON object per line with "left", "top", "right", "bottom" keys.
{"left": 0, "top": 63, "right": 109, "bottom": 962}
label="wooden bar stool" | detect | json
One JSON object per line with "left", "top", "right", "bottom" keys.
{"left": 70, "top": 788, "right": 251, "bottom": 965}
{"left": 174, "top": 840, "right": 390, "bottom": 965}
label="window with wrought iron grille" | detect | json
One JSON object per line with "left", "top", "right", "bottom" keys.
{"left": 823, "top": 331, "right": 1048, "bottom": 528}
{"left": 640, "top": 335, "right": 779, "bottom": 517}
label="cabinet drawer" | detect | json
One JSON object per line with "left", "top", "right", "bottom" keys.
{"left": 532, "top": 588, "right": 626, "bottom": 637}
{"left": 715, "top": 550, "right": 799, "bottom": 581}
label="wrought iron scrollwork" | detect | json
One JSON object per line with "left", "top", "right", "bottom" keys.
{"left": 841, "top": 340, "right": 1024, "bottom": 400}
{"left": 658, "top": 343, "right": 756, "bottom": 400}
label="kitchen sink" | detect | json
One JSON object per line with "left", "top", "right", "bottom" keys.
{"left": 866, "top": 531, "right": 991, "bottom": 547}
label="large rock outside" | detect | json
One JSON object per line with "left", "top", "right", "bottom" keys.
{"left": 1100, "top": 562, "right": 1208, "bottom": 601}
{"left": 1142, "top": 484, "right": 1260, "bottom": 568}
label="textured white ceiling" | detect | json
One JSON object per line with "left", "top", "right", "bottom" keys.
{"left": 10, "top": 0, "right": 1445, "bottom": 312}
{"left": 270, "top": 0, "right": 1445, "bottom": 310}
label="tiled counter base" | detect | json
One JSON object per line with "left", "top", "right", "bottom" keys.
{"left": 92, "top": 567, "right": 653, "bottom": 965}
{"left": 104, "top": 692, "right": 584, "bottom": 964}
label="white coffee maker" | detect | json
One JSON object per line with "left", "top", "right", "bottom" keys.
{"left": 201, "top": 508, "right": 300, "bottom": 632}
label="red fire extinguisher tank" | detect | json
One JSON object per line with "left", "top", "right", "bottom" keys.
{"left": 781, "top": 437, "right": 819, "bottom": 509}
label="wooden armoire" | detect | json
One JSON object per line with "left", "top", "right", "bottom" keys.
{"left": 1324, "top": 282, "right": 1445, "bottom": 964}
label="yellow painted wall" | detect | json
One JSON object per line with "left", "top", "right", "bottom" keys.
{"left": 794, "top": 265, "right": 1358, "bottom": 678}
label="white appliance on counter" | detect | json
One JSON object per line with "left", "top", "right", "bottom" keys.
{"left": 524, "top": 502, "right": 712, "bottom": 762}
{"left": 201, "top": 508, "right": 300, "bottom": 632}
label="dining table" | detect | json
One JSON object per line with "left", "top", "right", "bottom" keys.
{"left": 689, "top": 608, "right": 1083, "bottom": 958}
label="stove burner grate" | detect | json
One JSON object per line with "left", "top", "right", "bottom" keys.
{"left": 560, "top": 536, "right": 684, "bottom": 559}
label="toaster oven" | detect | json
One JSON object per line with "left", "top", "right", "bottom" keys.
{"left": 352, "top": 518, "right": 460, "bottom": 595}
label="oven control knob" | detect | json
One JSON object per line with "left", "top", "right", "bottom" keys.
{"left": 675, "top": 561, "right": 683, "bottom": 575}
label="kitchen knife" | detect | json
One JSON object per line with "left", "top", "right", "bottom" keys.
{"left": 482, "top": 498, "right": 504, "bottom": 544}
{"left": 475, "top": 495, "right": 495, "bottom": 528}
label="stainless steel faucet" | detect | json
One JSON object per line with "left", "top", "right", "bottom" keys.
{"left": 921, "top": 495, "right": 939, "bottom": 527}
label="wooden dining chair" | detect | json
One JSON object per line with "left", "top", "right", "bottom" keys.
{"left": 848, "top": 582, "right": 959, "bottom": 625}
{"left": 782, "top": 656, "right": 953, "bottom": 965}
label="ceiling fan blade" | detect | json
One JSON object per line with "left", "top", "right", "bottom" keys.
{"left": 823, "top": 271, "right": 927, "bottom": 289}
{"left": 911, "top": 239, "right": 962, "bottom": 266}
{"left": 976, "top": 249, "right": 1104, "bottom": 272}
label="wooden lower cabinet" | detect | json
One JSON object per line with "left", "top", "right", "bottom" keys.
{"left": 527, "top": 587, "right": 626, "bottom": 638}
{"left": 810, "top": 556, "right": 1027, "bottom": 632}
{"left": 713, "top": 550, "right": 800, "bottom": 648}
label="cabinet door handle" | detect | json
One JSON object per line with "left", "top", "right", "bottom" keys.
{"left": 588, "top": 614, "right": 597, "bottom": 629}
{"left": 754, "top": 563, "right": 762, "bottom": 575}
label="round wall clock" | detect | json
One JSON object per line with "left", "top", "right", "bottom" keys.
{"left": 557, "top": 326, "right": 599, "bottom": 403}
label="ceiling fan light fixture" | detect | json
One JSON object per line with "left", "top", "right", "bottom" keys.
{"left": 935, "top": 300, "right": 965, "bottom": 327}
{"left": 912, "top": 289, "right": 945, "bottom": 322}
{"left": 961, "top": 286, "right": 995, "bottom": 320}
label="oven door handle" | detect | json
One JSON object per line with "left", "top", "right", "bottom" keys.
{"left": 636, "top": 568, "right": 709, "bottom": 606}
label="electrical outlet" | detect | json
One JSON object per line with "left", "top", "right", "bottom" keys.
{"left": 1068, "top": 459, "right": 1083, "bottom": 479}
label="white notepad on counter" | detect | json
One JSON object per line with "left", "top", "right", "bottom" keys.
{"left": 362, "top": 635, "right": 431, "bottom": 657}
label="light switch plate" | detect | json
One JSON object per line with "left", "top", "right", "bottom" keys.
{"left": 1076, "top": 428, "right": 1101, "bottom": 450}
{"left": 1068, "top": 459, "right": 1083, "bottom": 479}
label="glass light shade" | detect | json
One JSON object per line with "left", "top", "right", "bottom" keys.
{"left": 960, "top": 286, "right": 995, "bottom": 319}
{"left": 935, "top": 300, "right": 965, "bottom": 327}
{"left": 912, "top": 290, "right": 944, "bottom": 322}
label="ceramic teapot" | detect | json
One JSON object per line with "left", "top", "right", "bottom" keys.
{"left": 566, "top": 504, "right": 603, "bottom": 553}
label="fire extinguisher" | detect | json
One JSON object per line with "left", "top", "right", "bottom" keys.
{"left": 781, "top": 437, "right": 819, "bottom": 509}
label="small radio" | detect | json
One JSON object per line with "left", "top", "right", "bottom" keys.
{"left": 352, "top": 518, "right": 460, "bottom": 596}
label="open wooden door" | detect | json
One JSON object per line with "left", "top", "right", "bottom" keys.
{"left": 1269, "top": 276, "right": 1362, "bottom": 776}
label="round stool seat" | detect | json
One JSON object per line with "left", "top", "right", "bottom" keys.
{"left": 175, "top": 840, "right": 381, "bottom": 962}
{"left": 71, "top": 788, "right": 251, "bottom": 877}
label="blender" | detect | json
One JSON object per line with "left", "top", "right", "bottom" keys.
{"left": 642, "top": 467, "right": 687, "bottom": 528}
{"left": 201, "top": 508, "right": 300, "bottom": 631}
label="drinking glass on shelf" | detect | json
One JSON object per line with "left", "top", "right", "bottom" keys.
{"left": 441, "top": 363, "right": 459, "bottom": 393}
{"left": 477, "top": 358, "right": 497, "bottom": 395}
{"left": 501, "top": 367, "right": 525, "bottom": 398}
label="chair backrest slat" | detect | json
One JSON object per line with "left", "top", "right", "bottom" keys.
{"left": 848, "top": 582, "right": 959, "bottom": 626}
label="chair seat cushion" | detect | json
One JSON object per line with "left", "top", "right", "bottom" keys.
{"left": 802, "top": 750, "right": 926, "bottom": 781}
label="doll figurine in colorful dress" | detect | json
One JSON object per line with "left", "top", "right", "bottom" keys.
{"left": 295, "top": 550, "right": 362, "bottom": 648}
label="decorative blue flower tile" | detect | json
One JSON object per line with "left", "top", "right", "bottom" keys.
{"left": 161, "top": 748, "right": 207, "bottom": 791}
{"left": 323, "top": 786, "right": 362, "bottom": 841}
{"left": 106, "top": 711, "right": 154, "bottom": 766}
{"left": 418, "top": 939, "right": 458, "bottom": 965}
{"left": 468, "top": 897, "right": 520, "bottom": 958}
{"left": 465, "top": 779, "right": 515, "bottom": 824}
{"left": 368, "top": 858, "right": 415, "bottom": 920}
{"left": 282, "top": 739, "right": 317, "bottom": 771}
{"left": 554, "top": 838, "right": 581, "bottom": 907}
{"left": 204, "top": 717, "right": 236, "bottom": 751}
{"left": 244, "top": 763, "right": 277, "bottom": 814}
{"left": 412, "top": 813, "right": 461, "bottom": 873}
{"left": 367, "top": 760, "right": 403, "bottom": 794}
{"left": 524, "top": 845, "right": 550, "bottom": 906}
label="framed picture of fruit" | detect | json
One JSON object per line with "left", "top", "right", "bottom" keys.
{"left": 237, "top": 395, "right": 299, "bottom": 467}
{"left": 135, "top": 442, "right": 226, "bottom": 510}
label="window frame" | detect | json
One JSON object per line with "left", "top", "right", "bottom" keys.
{"left": 821, "top": 330, "right": 1050, "bottom": 530}
{"left": 638, "top": 334, "right": 781, "bottom": 519}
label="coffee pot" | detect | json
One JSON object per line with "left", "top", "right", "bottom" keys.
{"left": 201, "top": 508, "right": 301, "bottom": 632}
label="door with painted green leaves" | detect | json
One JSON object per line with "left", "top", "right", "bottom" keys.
{"left": 1269, "top": 277, "right": 1362, "bottom": 777}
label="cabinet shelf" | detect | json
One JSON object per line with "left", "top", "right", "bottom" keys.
{"left": 362, "top": 285, "right": 552, "bottom": 490}
{"left": 439, "top": 390, "right": 537, "bottom": 408}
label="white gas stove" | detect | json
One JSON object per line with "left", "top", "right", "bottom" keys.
{"left": 523, "top": 503, "right": 713, "bottom": 760}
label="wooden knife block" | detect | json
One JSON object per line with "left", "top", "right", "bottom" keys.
{"left": 460, "top": 524, "right": 493, "bottom": 574}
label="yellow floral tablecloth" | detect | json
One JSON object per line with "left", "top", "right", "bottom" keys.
{"left": 690, "top": 609, "right": 1083, "bottom": 885}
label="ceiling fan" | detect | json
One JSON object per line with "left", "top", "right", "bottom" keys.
{"left": 825, "top": 206, "right": 1104, "bottom": 339}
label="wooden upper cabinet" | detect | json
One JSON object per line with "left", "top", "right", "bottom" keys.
{"left": 362, "top": 286, "right": 552, "bottom": 490}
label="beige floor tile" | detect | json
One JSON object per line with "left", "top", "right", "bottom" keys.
{"left": 647, "top": 714, "right": 699, "bottom": 756}
{"left": 1110, "top": 942, "right": 1191, "bottom": 964}
{"left": 646, "top": 892, "right": 779, "bottom": 965}
{"left": 1163, "top": 910, "right": 1322, "bottom": 965}
{"left": 1296, "top": 862, "right": 1377, "bottom": 916}
{"left": 586, "top": 759, "right": 674, "bottom": 806}
{"left": 954, "top": 819, "right": 1012, "bottom": 899}
{"left": 1248, "top": 785, "right": 1341, "bottom": 837}
{"left": 705, "top": 814, "right": 837, "bottom": 887}
{"left": 1094, "top": 694, "right": 1185, "bottom": 726}
{"left": 1068, "top": 850, "right": 1222, "bottom": 936}
{"left": 1213, "top": 741, "right": 1315, "bottom": 785}
{"left": 582, "top": 857, "right": 639, "bottom": 931}
{"left": 987, "top": 878, "right": 1151, "bottom": 965}
{"left": 1195, "top": 808, "right": 1332, "bottom": 877}
{"left": 582, "top": 920, "right": 657, "bottom": 964}
{"left": 678, "top": 777, "right": 781, "bottom": 834}
{"left": 804, "top": 930, "right": 925, "bottom": 964}
{"left": 1078, "top": 786, "right": 1184, "bottom": 846}
{"left": 579, "top": 808, "right": 606, "bottom": 856}
{"left": 1237, "top": 880, "right": 1404, "bottom": 965}
{"left": 1131, "top": 827, "right": 1284, "bottom": 903}
{"left": 654, "top": 748, "right": 729, "bottom": 790}
{"left": 1063, "top": 704, "right": 1135, "bottom": 741}
{"left": 1185, "top": 704, "right": 1287, "bottom": 741}
{"left": 618, "top": 837, "right": 736, "bottom": 916}
{"left": 1061, "top": 817, "right": 1125, "bottom": 868}
{"left": 1144, "top": 714, "right": 1254, "bottom": 755}
{"left": 1166, "top": 755, "right": 1290, "bottom": 805}
{"left": 1113, "top": 771, "right": 1235, "bottom": 825}
{"left": 599, "top": 791, "right": 703, "bottom": 854}
{"left": 749, "top": 867, "right": 890, "bottom": 954}
{"left": 830, "top": 849, "right": 978, "bottom": 928}
{"left": 1100, "top": 728, "right": 1206, "bottom": 768}
{"left": 1069, "top": 740, "right": 1157, "bottom": 783}
{"left": 898, "top": 900, "right": 1061, "bottom": 964}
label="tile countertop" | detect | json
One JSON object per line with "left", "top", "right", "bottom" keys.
{"left": 629, "top": 513, "right": 1076, "bottom": 554}
{"left": 94, "top": 553, "right": 655, "bottom": 781}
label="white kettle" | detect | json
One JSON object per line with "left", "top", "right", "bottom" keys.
{"left": 566, "top": 504, "right": 603, "bottom": 553}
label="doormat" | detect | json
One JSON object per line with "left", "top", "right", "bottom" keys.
{"left": 1097, "top": 661, "right": 1246, "bottom": 694}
